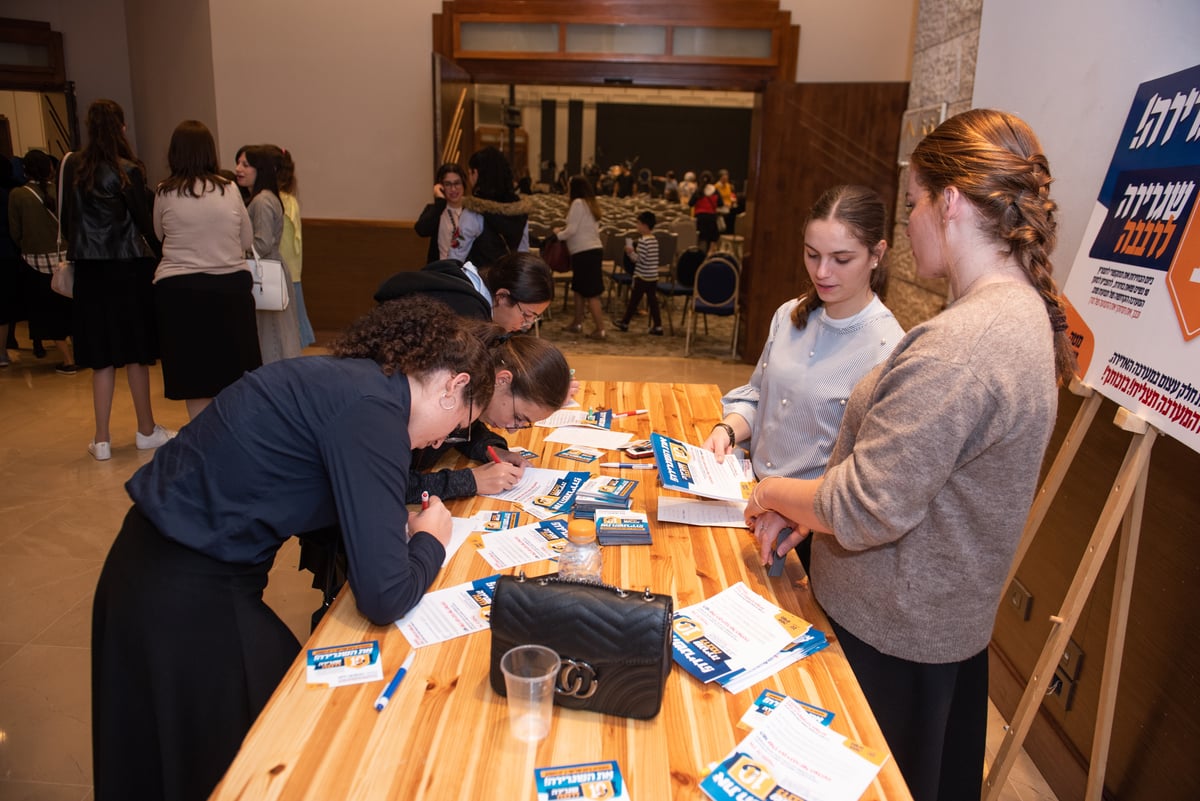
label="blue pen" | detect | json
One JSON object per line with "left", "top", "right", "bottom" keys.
{"left": 374, "top": 652, "right": 415, "bottom": 712}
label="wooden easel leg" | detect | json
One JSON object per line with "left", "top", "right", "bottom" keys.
{"left": 1085, "top": 441, "right": 1149, "bottom": 800}
{"left": 1003, "top": 384, "right": 1101, "bottom": 594}
{"left": 983, "top": 423, "right": 1158, "bottom": 801}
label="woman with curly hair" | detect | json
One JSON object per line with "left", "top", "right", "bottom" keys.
{"left": 90, "top": 296, "right": 494, "bottom": 801}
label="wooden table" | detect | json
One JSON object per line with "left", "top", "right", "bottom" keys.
{"left": 210, "top": 381, "right": 913, "bottom": 801}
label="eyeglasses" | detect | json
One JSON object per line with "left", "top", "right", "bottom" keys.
{"left": 514, "top": 299, "right": 541, "bottom": 327}
{"left": 441, "top": 180, "right": 464, "bottom": 188}
{"left": 504, "top": 389, "right": 533, "bottom": 433}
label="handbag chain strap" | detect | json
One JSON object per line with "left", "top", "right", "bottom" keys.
{"left": 513, "top": 570, "right": 657, "bottom": 601}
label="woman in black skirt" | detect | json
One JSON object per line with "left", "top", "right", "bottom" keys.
{"left": 92, "top": 297, "right": 496, "bottom": 801}
{"left": 8, "top": 149, "right": 76, "bottom": 373}
{"left": 153, "top": 120, "right": 260, "bottom": 419}
{"left": 62, "top": 99, "right": 173, "bottom": 460}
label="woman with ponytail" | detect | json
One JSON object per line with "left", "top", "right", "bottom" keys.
{"left": 741, "top": 109, "right": 1074, "bottom": 801}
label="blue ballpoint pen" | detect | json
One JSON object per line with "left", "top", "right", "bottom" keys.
{"left": 374, "top": 652, "right": 415, "bottom": 712}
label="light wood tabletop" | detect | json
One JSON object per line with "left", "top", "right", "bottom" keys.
{"left": 210, "top": 381, "right": 912, "bottom": 801}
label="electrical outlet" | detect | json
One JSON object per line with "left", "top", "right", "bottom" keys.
{"left": 1060, "top": 639, "right": 1085, "bottom": 682}
{"left": 1006, "top": 579, "right": 1033, "bottom": 621}
{"left": 1048, "top": 667, "right": 1077, "bottom": 712}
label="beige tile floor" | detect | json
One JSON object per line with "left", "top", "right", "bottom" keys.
{"left": 0, "top": 331, "right": 1056, "bottom": 800}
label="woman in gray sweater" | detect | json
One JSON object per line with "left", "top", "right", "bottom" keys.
{"left": 744, "top": 109, "right": 1076, "bottom": 801}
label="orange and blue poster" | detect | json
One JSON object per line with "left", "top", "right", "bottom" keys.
{"left": 1063, "top": 62, "right": 1200, "bottom": 453}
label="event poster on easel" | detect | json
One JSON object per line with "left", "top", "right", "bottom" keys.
{"left": 1062, "top": 62, "right": 1200, "bottom": 454}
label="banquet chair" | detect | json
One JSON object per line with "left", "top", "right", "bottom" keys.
{"left": 685, "top": 256, "right": 740, "bottom": 358}
{"left": 657, "top": 246, "right": 704, "bottom": 335}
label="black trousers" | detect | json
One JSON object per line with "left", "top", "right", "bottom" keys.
{"left": 829, "top": 617, "right": 988, "bottom": 801}
{"left": 92, "top": 506, "right": 300, "bottom": 801}
{"left": 621, "top": 277, "right": 662, "bottom": 328}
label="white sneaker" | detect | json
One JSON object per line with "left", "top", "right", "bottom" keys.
{"left": 136, "top": 425, "right": 176, "bottom": 450}
{"left": 88, "top": 441, "right": 112, "bottom": 461}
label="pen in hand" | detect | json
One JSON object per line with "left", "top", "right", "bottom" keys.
{"left": 487, "top": 445, "right": 503, "bottom": 464}
{"left": 374, "top": 652, "right": 415, "bottom": 712}
{"left": 420, "top": 490, "right": 430, "bottom": 510}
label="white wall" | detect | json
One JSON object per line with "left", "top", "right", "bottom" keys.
{"left": 973, "top": 0, "right": 1200, "bottom": 283}
{"left": 207, "top": 0, "right": 443, "bottom": 220}
{"left": 783, "top": 0, "right": 917, "bottom": 82}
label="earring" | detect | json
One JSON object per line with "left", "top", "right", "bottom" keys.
{"left": 439, "top": 393, "right": 456, "bottom": 411}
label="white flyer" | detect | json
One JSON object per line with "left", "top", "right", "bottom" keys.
{"left": 393, "top": 574, "right": 499, "bottom": 648}
{"left": 656, "top": 496, "right": 748, "bottom": 528}
{"left": 476, "top": 519, "right": 569, "bottom": 570}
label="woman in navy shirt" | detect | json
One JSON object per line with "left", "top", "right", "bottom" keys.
{"left": 91, "top": 297, "right": 496, "bottom": 801}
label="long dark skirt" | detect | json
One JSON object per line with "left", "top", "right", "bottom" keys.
{"left": 91, "top": 506, "right": 300, "bottom": 801}
{"left": 155, "top": 271, "right": 262, "bottom": 399}
{"left": 23, "top": 263, "right": 73, "bottom": 341}
{"left": 73, "top": 257, "right": 159, "bottom": 368}
{"left": 570, "top": 247, "right": 604, "bottom": 298}
{"left": 829, "top": 617, "right": 988, "bottom": 801}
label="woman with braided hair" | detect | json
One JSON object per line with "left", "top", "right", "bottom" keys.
{"left": 742, "top": 109, "right": 1074, "bottom": 801}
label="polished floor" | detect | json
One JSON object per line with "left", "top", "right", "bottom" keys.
{"left": 0, "top": 329, "right": 1055, "bottom": 800}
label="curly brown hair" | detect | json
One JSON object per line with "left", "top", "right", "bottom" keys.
{"left": 331, "top": 297, "right": 496, "bottom": 410}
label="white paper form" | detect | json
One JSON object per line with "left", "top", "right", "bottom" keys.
{"left": 672, "top": 582, "right": 807, "bottom": 683}
{"left": 701, "top": 698, "right": 888, "bottom": 801}
{"left": 479, "top": 467, "right": 590, "bottom": 520}
{"left": 543, "top": 427, "right": 633, "bottom": 450}
{"left": 476, "top": 520, "right": 569, "bottom": 570}
{"left": 656, "top": 496, "right": 748, "bottom": 528}
{"left": 652, "top": 433, "right": 751, "bottom": 502}
{"left": 394, "top": 575, "right": 498, "bottom": 648}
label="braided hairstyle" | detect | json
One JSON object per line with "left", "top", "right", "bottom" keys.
{"left": 910, "top": 108, "right": 1075, "bottom": 385}
{"left": 469, "top": 321, "right": 572, "bottom": 410}
{"left": 331, "top": 297, "right": 496, "bottom": 411}
{"left": 792, "top": 184, "right": 890, "bottom": 330}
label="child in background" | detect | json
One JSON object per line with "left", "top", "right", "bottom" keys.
{"left": 614, "top": 211, "right": 663, "bottom": 336}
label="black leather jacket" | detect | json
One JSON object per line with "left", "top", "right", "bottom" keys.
{"left": 61, "top": 156, "right": 160, "bottom": 261}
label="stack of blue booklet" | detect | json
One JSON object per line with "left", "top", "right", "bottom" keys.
{"left": 573, "top": 475, "right": 637, "bottom": 519}
{"left": 595, "top": 510, "right": 652, "bottom": 545}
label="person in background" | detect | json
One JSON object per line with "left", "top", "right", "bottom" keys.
{"left": 715, "top": 168, "right": 738, "bottom": 235}
{"left": 614, "top": 210, "right": 663, "bottom": 336}
{"left": 702, "top": 185, "right": 904, "bottom": 571}
{"left": 8, "top": 149, "right": 76, "bottom": 374}
{"left": 689, "top": 170, "right": 722, "bottom": 255}
{"left": 91, "top": 296, "right": 494, "bottom": 801}
{"left": 374, "top": 250, "right": 553, "bottom": 335}
{"left": 414, "top": 163, "right": 480, "bottom": 264}
{"left": 62, "top": 99, "right": 173, "bottom": 460}
{"left": 235, "top": 144, "right": 302, "bottom": 363}
{"left": 663, "top": 170, "right": 680, "bottom": 203}
{"left": 0, "top": 157, "right": 21, "bottom": 365}
{"left": 153, "top": 120, "right": 259, "bottom": 420}
{"left": 277, "top": 148, "right": 314, "bottom": 348}
{"left": 678, "top": 170, "right": 698, "bottom": 208}
{"left": 742, "top": 109, "right": 1074, "bottom": 801}
{"left": 555, "top": 175, "right": 606, "bottom": 340}
{"left": 462, "top": 146, "right": 531, "bottom": 271}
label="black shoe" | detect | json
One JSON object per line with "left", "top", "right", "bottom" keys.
{"left": 56, "top": 363, "right": 78, "bottom": 375}
{"left": 649, "top": 327, "right": 664, "bottom": 336}
{"left": 614, "top": 321, "right": 630, "bottom": 332}
{"left": 33, "top": 341, "right": 47, "bottom": 359}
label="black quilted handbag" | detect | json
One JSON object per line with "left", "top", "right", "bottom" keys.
{"left": 489, "top": 572, "right": 674, "bottom": 719}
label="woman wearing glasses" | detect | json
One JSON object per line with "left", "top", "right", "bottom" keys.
{"left": 375, "top": 250, "right": 553, "bottom": 333}
{"left": 414, "top": 163, "right": 482, "bottom": 264}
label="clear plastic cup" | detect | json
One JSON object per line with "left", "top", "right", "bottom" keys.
{"left": 500, "top": 645, "right": 560, "bottom": 742}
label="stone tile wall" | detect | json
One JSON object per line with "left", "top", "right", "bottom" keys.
{"left": 888, "top": 0, "right": 982, "bottom": 330}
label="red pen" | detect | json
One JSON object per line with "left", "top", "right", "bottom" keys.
{"left": 487, "top": 445, "right": 502, "bottom": 464}
{"left": 420, "top": 490, "right": 430, "bottom": 510}
{"left": 612, "top": 409, "right": 649, "bottom": 418}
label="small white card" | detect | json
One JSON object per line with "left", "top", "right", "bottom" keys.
{"left": 305, "top": 640, "right": 384, "bottom": 687}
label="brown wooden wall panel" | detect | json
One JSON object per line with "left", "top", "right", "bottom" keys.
{"left": 991, "top": 388, "right": 1200, "bottom": 801}
{"left": 301, "top": 219, "right": 428, "bottom": 335}
{"left": 741, "top": 82, "right": 908, "bottom": 364}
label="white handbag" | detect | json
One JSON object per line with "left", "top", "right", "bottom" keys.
{"left": 247, "top": 245, "right": 289, "bottom": 311}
